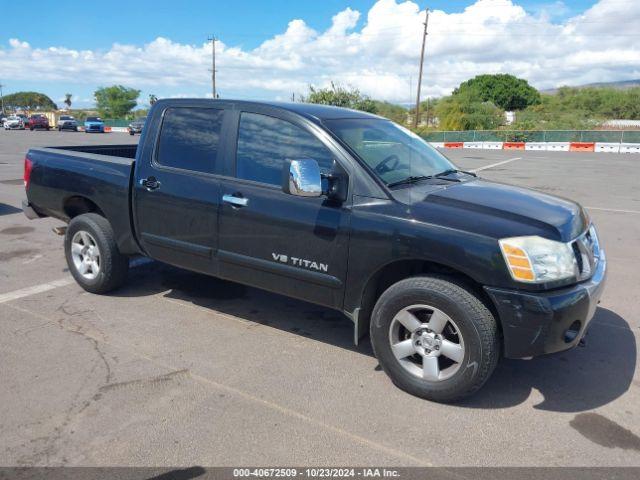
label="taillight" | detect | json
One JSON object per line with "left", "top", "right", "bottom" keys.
{"left": 24, "top": 157, "right": 33, "bottom": 189}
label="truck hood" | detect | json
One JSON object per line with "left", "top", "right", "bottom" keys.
{"left": 396, "top": 178, "right": 588, "bottom": 242}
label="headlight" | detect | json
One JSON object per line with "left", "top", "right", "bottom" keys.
{"left": 499, "top": 236, "right": 577, "bottom": 283}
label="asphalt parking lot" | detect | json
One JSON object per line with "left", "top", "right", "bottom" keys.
{"left": 0, "top": 129, "right": 639, "bottom": 467}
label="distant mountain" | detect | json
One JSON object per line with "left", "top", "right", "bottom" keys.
{"left": 542, "top": 79, "right": 640, "bottom": 94}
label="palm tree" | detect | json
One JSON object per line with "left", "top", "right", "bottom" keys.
{"left": 64, "top": 93, "right": 72, "bottom": 110}
{"left": 149, "top": 94, "right": 158, "bottom": 105}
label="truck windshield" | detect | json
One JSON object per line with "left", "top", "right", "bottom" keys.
{"left": 324, "top": 118, "right": 455, "bottom": 187}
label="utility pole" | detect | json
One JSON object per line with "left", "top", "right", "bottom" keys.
{"left": 414, "top": 8, "right": 429, "bottom": 129}
{"left": 207, "top": 35, "right": 217, "bottom": 99}
{"left": 0, "top": 82, "right": 4, "bottom": 114}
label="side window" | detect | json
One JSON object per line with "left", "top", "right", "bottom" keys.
{"left": 236, "top": 112, "right": 334, "bottom": 186}
{"left": 156, "top": 107, "right": 224, "bottom": 173}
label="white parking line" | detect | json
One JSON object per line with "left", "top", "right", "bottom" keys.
{"left": 585, "top": 206, "right": 640, "bottom": 215}
{"left": 0, "top": 257, "right": 152, "bottom": 305}
{"left": 471, "top": 156, "right": 522, "bottom": 173}
{"left": 0, "top": 277, "right": 75, "bottom": 304}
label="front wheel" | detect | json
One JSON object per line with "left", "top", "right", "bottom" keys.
{"left": 370, "top": 275, "right": 499, "bottom": 402}
{"left": 64, "top": 213, "right": 129, "bottom": 294}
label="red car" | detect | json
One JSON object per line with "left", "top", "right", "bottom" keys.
{"left": 28, "top": 114, "right": 50, "bottom": 131}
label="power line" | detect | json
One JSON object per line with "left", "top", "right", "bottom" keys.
{"left": 415, "top": 9, "right": 429, "bottom": 129}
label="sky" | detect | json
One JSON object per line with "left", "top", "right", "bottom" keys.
{"left": 1, "top": 0, "right": 639, "bottom": 109}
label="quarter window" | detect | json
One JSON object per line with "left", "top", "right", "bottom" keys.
{"left": 236, "top": 112, "right": 334, "bottom": 186}
{"left": 157, "top": 107, "right": 224, "bottom": 173}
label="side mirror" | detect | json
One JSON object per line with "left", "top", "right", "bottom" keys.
{"left": 282, "top": 159, "right": 322, "bottom": 197}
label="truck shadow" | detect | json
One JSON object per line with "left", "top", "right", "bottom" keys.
{"left": 456, "top": 307, "right": 636, "bottom": 411}
{"left": 114, "top": 261, "right": 635, "bottom": 412}
{"left": 116, "top": 260, "right": 371, "bottom": 355}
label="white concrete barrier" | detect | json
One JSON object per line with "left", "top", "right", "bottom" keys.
{"left": 482, "top": 142, "right": 503, "bottom": 150}
{"left": 429, "top": 142, "right": 445, "bottom": 149}
{"left": 595, "top": 143, "right": 620, "bottom": 153}
{"left": 619, "top": 143, "right": 640, "bottom": 154}
{"left": 546, "top": 142, "right": 570, "bottom": 151}
{"left": 525, "top": 142, "right": 547, "bottom": 151}
{"left": 463, "top": 142, "right": 483, "bottom": 149}
{"left": 110, "top": 126, "right": 129, "bottom": 133}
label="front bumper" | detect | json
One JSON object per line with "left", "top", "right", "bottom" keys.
{"left": 485, "top": 251, "right": 607, "bottom": 358}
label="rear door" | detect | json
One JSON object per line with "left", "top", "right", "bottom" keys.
{"left": 133, "top": 105, "right": 229, "bottom": 275}
{"left": 217, "top": 108, "right": 352, "bottom": 309}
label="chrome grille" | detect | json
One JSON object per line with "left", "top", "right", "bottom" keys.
{"left": 572, "top": 225, "right": 600, "bottom": 281}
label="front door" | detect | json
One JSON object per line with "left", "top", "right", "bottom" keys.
{"left": 134, "top": 106, "right": 227, "bottom": 275}
{"left": 217, "top": 110, "right": 351, "bottom": 308}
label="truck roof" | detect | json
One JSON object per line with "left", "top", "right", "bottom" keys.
{"left": 154, "top": 98, "right": 383, "bottom": 122}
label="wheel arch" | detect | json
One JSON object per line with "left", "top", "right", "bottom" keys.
{"left": 63, "top": 195, "right": 106, "bottom": 220}
{"left": 350, "top": 258, "right": 500, "bottom": 345}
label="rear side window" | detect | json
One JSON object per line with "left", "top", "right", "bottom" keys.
{"left": 236, "top": 112, "right": 334, "bottom": 186}
{"left": 157, "top": 107, "right": 224, "bottom": 173}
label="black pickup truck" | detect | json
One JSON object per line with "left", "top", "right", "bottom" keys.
{"left": 22, "top": 99, "right": 606, "bottom": 401}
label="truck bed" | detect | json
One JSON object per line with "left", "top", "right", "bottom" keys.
{"left": 25, "top": 145, "right": 140, "bottom": 255}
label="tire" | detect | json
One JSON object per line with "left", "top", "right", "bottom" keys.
{"left": 64, "top": 213, "right": 129, "bottom": 294}
{"left": 370, "top": 275, "right": 499, "bottom": 402}
{"left": 129, "top": 131, "right": 134, "bottom": 136}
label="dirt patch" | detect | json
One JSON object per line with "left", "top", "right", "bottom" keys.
{"left": 0, "top": 179, "right": 23, "bottom": 186}
{"left": 0, "top": 226, "right": 34, "bottom": 235}
{"left": 570, "top": 412, "right": 640, "bottom": 451}
{"left": 0, "top": 249, "right": 40, "bottom": 262}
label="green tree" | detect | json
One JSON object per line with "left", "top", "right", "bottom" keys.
{"left": 64, "top": 93, "right": 72, "bottom": 110}
{"left": 372, "top": 100, "right": 408, "bottom": 124}
{"left": 94, "top": 85, "right": 140, "bottom": 118}
{"left": 434, "top": 92, "right": 504, "bottom": 130}
{"left": 149, "top": 94, "right": 158, "bottom": 105}
{"left": 3, "top": 91, "right": 57, "bottom": 111}
{"left": 301, "top": 82, "right": 377, "bottom": 113}
{"left": 454, "top": 74, "right": 541, "bottom": 111}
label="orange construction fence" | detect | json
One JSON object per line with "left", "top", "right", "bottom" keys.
{"left": 503, "top": 142, "right": 525, "bottom": 150}
{"left": 444, "top": 142, "right": 464, "bottom": 149}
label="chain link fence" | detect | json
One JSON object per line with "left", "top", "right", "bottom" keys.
{"left": 421, "top": 130, "right": 640, "bottom": 143}
{"left": 103, "top": 119, "right": 135, "bottom": 127}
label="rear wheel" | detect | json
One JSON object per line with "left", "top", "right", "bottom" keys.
{"left": 64, "top": 213, "right": 129, "bottom": 294}
{"left": 370, "top": 275, "right": 499, "bottom": 402}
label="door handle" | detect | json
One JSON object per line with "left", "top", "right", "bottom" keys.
{"left": 140, "top": 177, "right": 161, "bottom": 191}
{"left": 222, "top": 194, "right": 249, "bottom": 207}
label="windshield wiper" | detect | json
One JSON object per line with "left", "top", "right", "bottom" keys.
{"left": 434, "top": 168, "right": 477, "bottom": 178}
{"left": 387, "top": 175, "right": 433, "bottom": 188}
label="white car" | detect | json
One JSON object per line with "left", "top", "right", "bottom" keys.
{"left": 58, "top": 115, "right": 78, "bottom": 132}
{"left": 4, "top": 115, "right": 25, "bottom": 130}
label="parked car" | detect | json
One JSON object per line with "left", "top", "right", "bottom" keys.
{"left": 22, "top": 99, "right": 606, "bottom": 402}
{"left": 0, "top": 114, "right": 7, "bottom": 127}
{"left": 18, "top": 114, "right": 30, "bottom": 128}
{"left": 128, "top": 118, "right": 145, "bottom": 135}
{"left": 4, "top": 115, "right": 25, "bottom": 130}
{"left": 28, "top": 114, "right": 50, "bottom": 131}
{"left": 58, "top": 115, "right": 78, "bottom": 132}
{"left": 84, "top": 116, "right": 105, "bottom": 133}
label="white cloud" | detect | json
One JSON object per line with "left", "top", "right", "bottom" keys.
{"left": 1, "top": 0, "right": 639, "bottom": 104}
